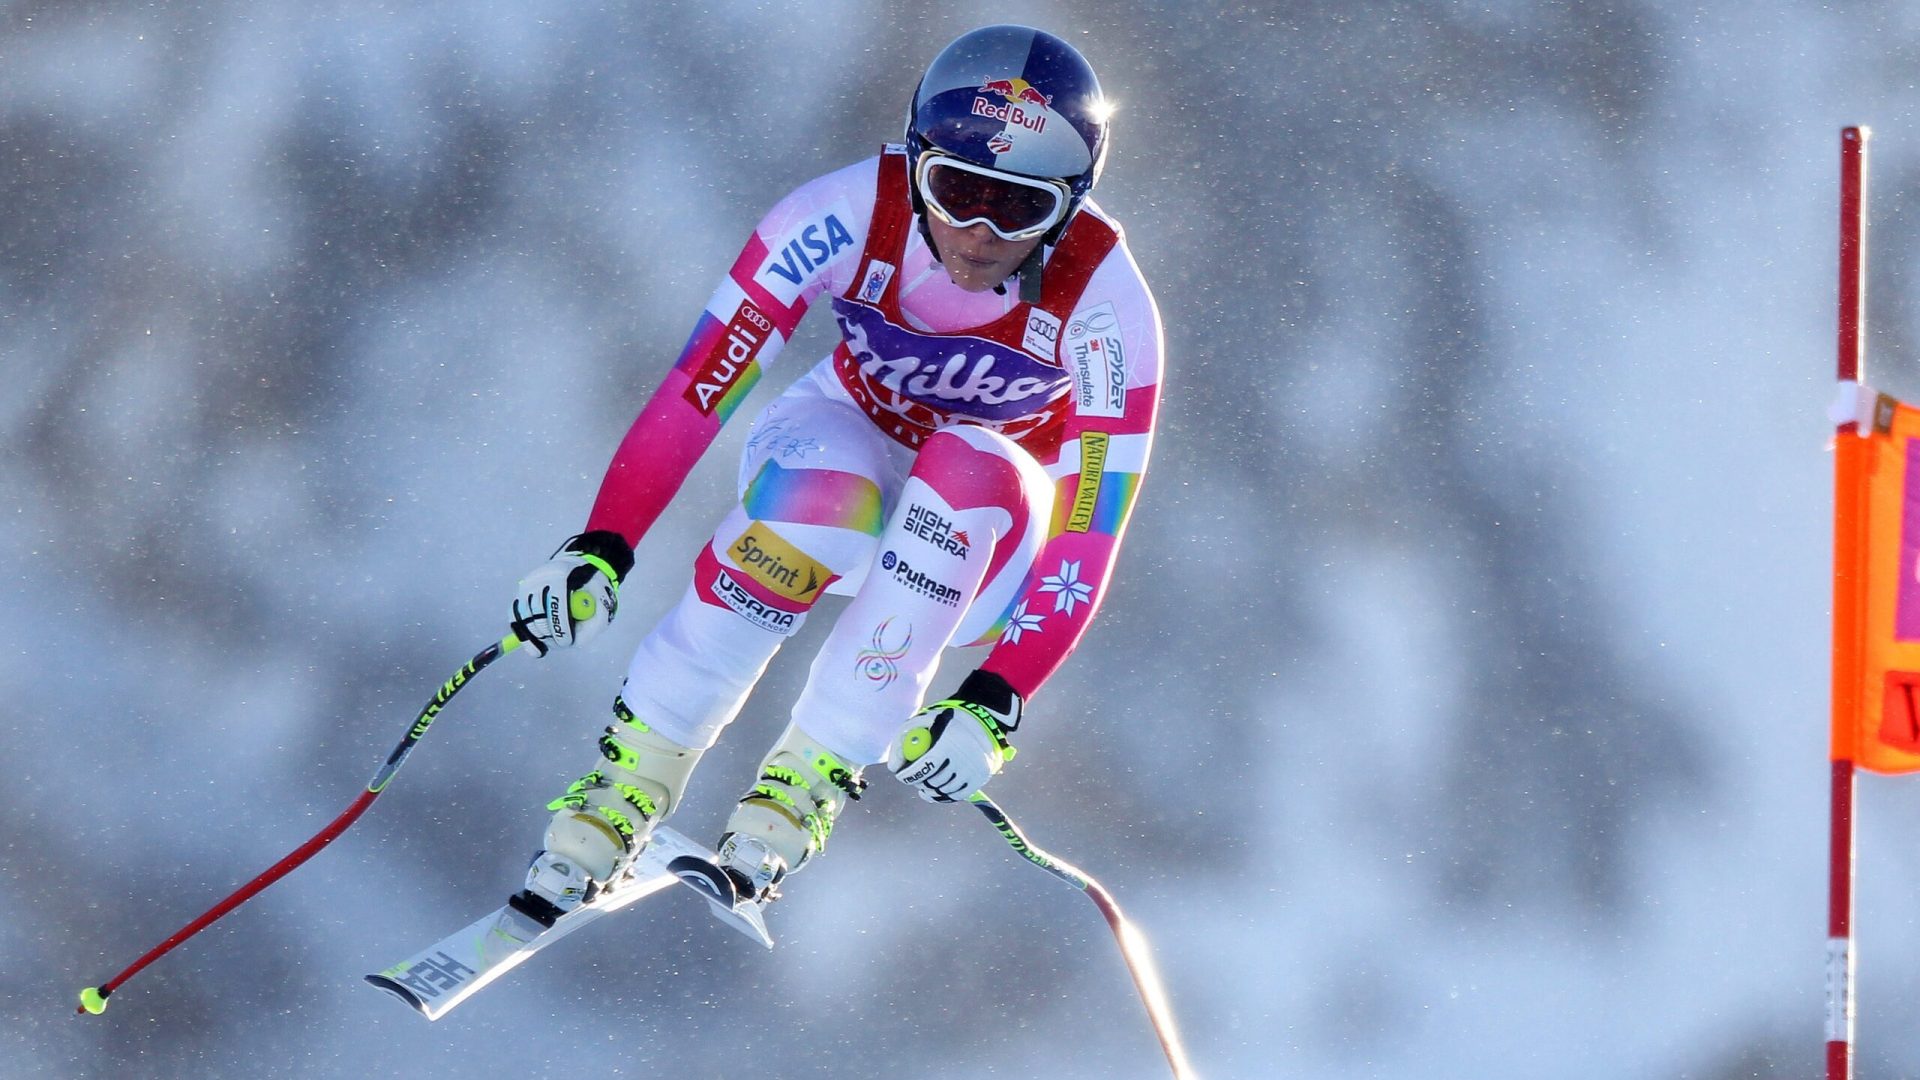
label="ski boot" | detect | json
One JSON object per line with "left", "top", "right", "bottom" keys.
{"left": 712, "top": 723, "right": 866, "bottom": 904}
{"left": 515, "top": 696, "right": 701, "bottom": 924}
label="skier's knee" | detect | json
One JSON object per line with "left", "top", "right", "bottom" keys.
{"left": 909, "top": 427, "right": 1034, "bottom": 513}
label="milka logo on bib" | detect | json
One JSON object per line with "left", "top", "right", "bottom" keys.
{"left": 756, "top": 205, "right": 856, "bottom": 305}
{"left": 835, "top": 304, "right": 1070, "bottom": 422}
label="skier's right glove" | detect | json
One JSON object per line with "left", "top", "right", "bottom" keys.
{"left": 509, "top": 531, "right": 634, "bottom": 656}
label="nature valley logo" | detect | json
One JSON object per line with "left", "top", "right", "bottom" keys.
{"left": 1066, "top": 432, "right": 1108, "bottom": 533}
{"left": 728, "top": 522, "right": 828, "bottom": 604}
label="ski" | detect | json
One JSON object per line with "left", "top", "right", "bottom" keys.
{"left": 365, "top": 825, "right": 771, "bottom": 1020}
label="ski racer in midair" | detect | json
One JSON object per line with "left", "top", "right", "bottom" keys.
{"left": 509, "top": 24, "right": 1164, "bottom": 915}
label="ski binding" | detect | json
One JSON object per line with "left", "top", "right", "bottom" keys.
{"left": 366, "top": 825, "right": 770, "bottom": 1020}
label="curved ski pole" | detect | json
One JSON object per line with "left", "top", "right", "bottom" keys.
{"left": 968, "top": 791, "right": 1198, "bottom": 1080}
{"left": 76, "top": 631, "right": 527, "bottom": 1016}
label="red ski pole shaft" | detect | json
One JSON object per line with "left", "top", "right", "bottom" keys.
{"left": 76, "top": 632, "right": 522, "bottom": 1016}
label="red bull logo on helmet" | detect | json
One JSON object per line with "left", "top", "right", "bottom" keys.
{"left": 979, "top": 78, "right": 1052, "bottom": 108}
{"left": 973, "top": 77, "right": 1050, "bottom": 133}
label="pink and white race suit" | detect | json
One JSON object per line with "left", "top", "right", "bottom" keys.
{"left": 583, "top": 145, "right": 1163, "bottom": 765}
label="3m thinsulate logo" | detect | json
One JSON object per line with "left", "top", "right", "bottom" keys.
{"left": 1066, "top": 302, "right": 1126, "bottom": 418}
{"left": 1065, "top": 432, "right": 1108, "bottom": 533}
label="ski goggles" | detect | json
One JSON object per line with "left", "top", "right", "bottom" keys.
{"left": 914, "top": 152, "right": 1072, "bottom": 242}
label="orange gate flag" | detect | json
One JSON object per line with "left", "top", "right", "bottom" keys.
{"left": 1833, "top": 384, "right": 1920, "bottom": 773}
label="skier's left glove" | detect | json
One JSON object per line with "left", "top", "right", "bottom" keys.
{"left": 509, "top": 530, "right": 634, "bottom": 656}
{"left": 885, "top": 670, "right": 1022, "bottom": 803}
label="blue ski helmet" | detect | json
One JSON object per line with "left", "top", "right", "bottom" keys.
{"left": 905, "top": 25, "right": 1110, "bottom": 240}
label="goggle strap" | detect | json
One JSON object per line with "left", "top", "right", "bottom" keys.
{"left": 1018, "top": 243, "right": 1045, "bottom": 303}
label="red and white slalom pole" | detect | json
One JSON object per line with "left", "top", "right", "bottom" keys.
{"left": 1827, "top": 123, "right": 1869, "bottom": 1080}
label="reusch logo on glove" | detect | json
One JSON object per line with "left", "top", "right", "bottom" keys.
{"left": 897, "top": 754, "right": 943, "bottom": 787}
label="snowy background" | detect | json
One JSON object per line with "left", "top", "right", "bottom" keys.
{"left": 10, "top": 1, "right": 1920, "bottom": 1077}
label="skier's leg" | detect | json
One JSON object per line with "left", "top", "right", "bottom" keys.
{"left": 712, "top": 721, "right": 869, "bottom": 900}
{"left": 528, "top": 380, "right": 898, "bottom": 909}
{"left": 718, "top": 425, "right": 1051, "bottom": 897}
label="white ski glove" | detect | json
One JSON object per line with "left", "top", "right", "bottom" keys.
{"left": 509, "top": 531, "right": 634, "bottom": 656}
{"left": 885, "top": 670, "right": 1022, "bottom": 803}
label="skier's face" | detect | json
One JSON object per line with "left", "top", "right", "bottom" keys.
{"left": 926, "top": 216, "right": 1043, "bottom": 293}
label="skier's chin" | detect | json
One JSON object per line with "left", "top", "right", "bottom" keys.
{"left": 947, "top": 262, "right": 1014, "bottom": 292}
{"left": 927, "top": 218, "right": 1036, "bottom": 292}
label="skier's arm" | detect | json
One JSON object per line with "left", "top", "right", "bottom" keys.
{"left": 514, "top": 162, "right": 871, "bottom": 653}
{"left": 977, "top": 268, "right": 1165, "bottom": 702}
{"left": 585, "top": 170, "right": 872, "bottom": 547}
{"left": 885, "top": 259, "right": 1164, "bottom": 802}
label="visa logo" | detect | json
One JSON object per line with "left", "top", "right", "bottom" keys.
{"left": 756, "top": 207, "right": 855, "bottom": 303}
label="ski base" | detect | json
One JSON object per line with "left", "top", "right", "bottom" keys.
{"left": 366, "top": 826, "right": 771, "bottom": 1020}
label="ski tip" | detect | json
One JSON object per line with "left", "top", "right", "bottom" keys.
{"left": 77, "top": 986, "right": 109, "bottom": 1015}
{"left": 364, "top": 974, "right": 430, "bottom": 1018}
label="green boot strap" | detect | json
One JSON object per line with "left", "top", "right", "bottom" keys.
{"left": 611, "top": 695, "right": 652, "bottom": 734}
{"left": 544, "top": 769, "right": 654, "bottom": 841}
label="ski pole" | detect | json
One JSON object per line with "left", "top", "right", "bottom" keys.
{"left": 967, "top": 791, "right": 1198, "bottom": 1080}
{"left": 76, "top": 630, "right": 527, "bottom": 1016}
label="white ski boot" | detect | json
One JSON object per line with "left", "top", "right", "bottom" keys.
{"left": 715, "top": 723, "right": 866, "bottom": 902}
{"left": 521, "top": 696, "right": 701, "bottom": 919}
